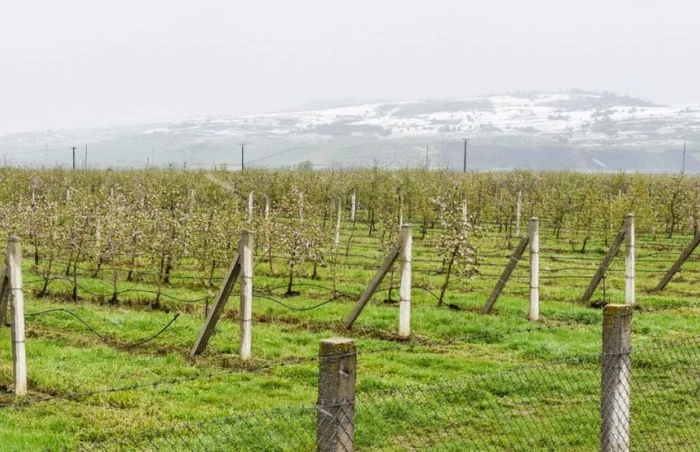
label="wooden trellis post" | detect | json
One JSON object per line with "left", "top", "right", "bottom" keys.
{"left": 581, "top": 214, "right": 634, "bottom": 305}
{"left": 191, "top": 230, "right": 254, "bottom": 357}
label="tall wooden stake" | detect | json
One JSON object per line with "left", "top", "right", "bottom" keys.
{"left": 654, "top": 231, "right": 700, "bottom": 291}
{"left": 482, "top": 234, "right": 530, "bottom": 314}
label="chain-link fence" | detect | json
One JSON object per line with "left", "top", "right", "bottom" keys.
{"left": 87, "top": 333, "right": 698, "bottom": 451}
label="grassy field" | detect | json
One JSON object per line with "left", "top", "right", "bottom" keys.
{"left": 0, "top": 219, "right": 698, "bottom": 450}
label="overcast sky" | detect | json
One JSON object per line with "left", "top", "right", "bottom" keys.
{"left": 1, "top": 0, "right": 698, "bottom": 135}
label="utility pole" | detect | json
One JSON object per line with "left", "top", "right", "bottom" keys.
{"left": 72, "top": 146, "right": 76, "bottom": 170}
{"left": 462, "top": 138, "right": 469, "bottom": 173}
{"left": 682, "top": 142, "right": 686, "bottom": 174}
{"left": 240, "top": 144, "right": 246, "bottom": 170}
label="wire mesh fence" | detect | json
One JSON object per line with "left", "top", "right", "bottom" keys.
{"left": 87, "top": 337, "right": 699, "bottom": 451}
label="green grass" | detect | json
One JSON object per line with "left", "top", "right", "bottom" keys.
{"left": 0, "top": 223, "right": 698, "bottom": 450}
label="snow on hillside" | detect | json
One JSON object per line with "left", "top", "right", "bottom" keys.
{"left": 1, "top": 90, "right": 699, "bottom": 170}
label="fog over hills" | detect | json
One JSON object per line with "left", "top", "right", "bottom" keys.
{"left": 2, "top": 90, "right": 699, "bottom": 172}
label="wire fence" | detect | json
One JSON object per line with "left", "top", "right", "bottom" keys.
{"left": 86, "top": 337, "right": 699, "bottom": 451}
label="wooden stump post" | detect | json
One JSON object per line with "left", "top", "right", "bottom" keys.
{"left": 624, "top": 214, "right": 634, "bottom": 305}
{"left": 600, "top": 304, "right": 633, "bottom": 452}
{"left": 317, "top": 338, "right": 356, "bottom": 452}
{"left": 7, "top": 237, "right": 27, "bottom": 396}
{"left": 528, "top": 217, "right": 539, "bottom": 321}
{"left": 239, "top": 230, "right": 254, "bottom": 361}
{"left": 398, "top": 225, "right": 412, "bottom": 339}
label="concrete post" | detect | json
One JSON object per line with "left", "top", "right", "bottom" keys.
{"left": 398, "top": 225, "right": 412, "bottom": 338}
{"left": 317, "top": 338, "right": 356, "bottom": 452}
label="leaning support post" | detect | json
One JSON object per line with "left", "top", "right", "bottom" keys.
{"left": 343, "top": 243, "right": 400, "bottom": 329}
{"left": 655, "top": 231, "right": 700, "bottom": 291}
{"left": 0, "top": 266, "right": 9, "bottom": 327}
{"left": 624, "top": 214, "right": 635, "bottom": 305}
{"left": 7, "top": 237, "right": 27, "bottom": 396}
{"left": 600, "top": 304, "right": 633, "bottom": 452}
{"left": 581, "top": 228, "right": 626, "bottom": 304}
{"left": 528, "top": 217, "right": 540, "bottom": 321}
{"left": 191, "top": 236, "right": 243, "bottom": 356}
{"left": 317, "top": 338, "right": 356, "bottom": 452}
{"left": 482, "top": 233, "right": 530, "bottom": 314}
{"left": 239, "top": 230, "right": 254, "bottom": 361}
{"left": 398, "top": 224, "right": 412, "bottom": 339}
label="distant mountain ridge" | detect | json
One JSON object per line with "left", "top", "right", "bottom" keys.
{"left": 2, "top": 90, "right": 699, "bottom": 172}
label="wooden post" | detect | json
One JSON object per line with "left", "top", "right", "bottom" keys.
{"left": 516, "top": 190, "right": 522, "bottom": 237}
{"left": 655, "top": 231, "right": 700, "bottom": 291}
{"left": 191, "top": 245, "right": 243, "bottom": 356}
{"left": 482, "top": 234, "right": 530, "bottom": 314}
{"left": 397, "top": 192, "right": 403, "bottom": 233}
{"left": 461, "top": 195, "right": 468, "bottom": 234}
{"left": 334, "top": 199, "right": 342, "bottom": 248}
{"left": 0, "top": 266, "right": 9, "bottom": 327}
{"left": 247, "top": 191, "right": 254, "bottom": 223}
{"left": 343, "top": 243, "right": 400, "bottom": 329}
{"left": 398, "top": 225, "right": 412, "bottom": 338}
{"left": 528, "top": 217, "right": 539, "bottom": 321}
{"left": 317, "top": 338, "right": 356, "bottom": 452}
{"left": 600, "top": 304, "right": 633, "bottom": 452}
{"left": 624, "top": 214, "right": 634, "bottom": 305}
{"left": 299, "top": 192, "right": 305, "bottom": 224}
{"left": 350, "top": 189, "right": 357, "bottom": 223}
{"left": 7, "top": 237, "right": 27, "bottom": 396}
{"left": 239, "top": 230, "right": 254, "bottom": 361}
{"left": 581, "top": 228, "right": 625, "bottom": 304}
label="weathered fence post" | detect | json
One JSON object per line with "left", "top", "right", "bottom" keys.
{"left": 398, "top": 224, "right": 412, "bottom": 339}
{"left": 624, "top": 214, "right": 634, "bottom": 305}
{"left": 600, "top": 304, "right": 633, "bottom": 452}
{"left": 317, "top": 338, "right": 356, "bottom": 452}
{"left": 239, "top": 230, "right": 254, "bottom": 361}
{"left": 581, "top": 226, "right": 626, "bottom": 304}
{"left": 8, "top": 237, "right": 27, "bottom": 396}
{"left": 516, "top": 190, "right": 522, "bottom": 237}
{"left": 350, "top": 189, "right": 356, "bottom": 224}
{"left": 334, "top": 199, "right": 342, "bottom": 248}
{"left": 529, "top": 217, "right": 539, "bottom": 321}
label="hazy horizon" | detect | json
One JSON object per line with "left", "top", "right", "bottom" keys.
{"left": 2, "top": 0, "right": 700, "bottom": 136}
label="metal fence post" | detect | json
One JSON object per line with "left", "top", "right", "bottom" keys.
{"left": 399, "top": 224, "right": 412, "bottom": 339}
{"left": 317, "top": 338, "right": 356, "bottom": 452}
{"left": 600, "top": 304, "right": 633, "bottom": 452}
{"left": 239, "top": 230, "right": 254, "bottom": 361}
{"left": 8, "top": 237, "right": 27, "bottom": 396}
{"left": 528, "top": 217, "right": 539, "bottom": 321}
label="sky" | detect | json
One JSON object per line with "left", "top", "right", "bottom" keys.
{"left": 1, "top": 0, "right": 699, "bottom": 135}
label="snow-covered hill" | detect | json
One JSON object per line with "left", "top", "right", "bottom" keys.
{"left": 2, "top": 90, "right": 699, "bottom": 171}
